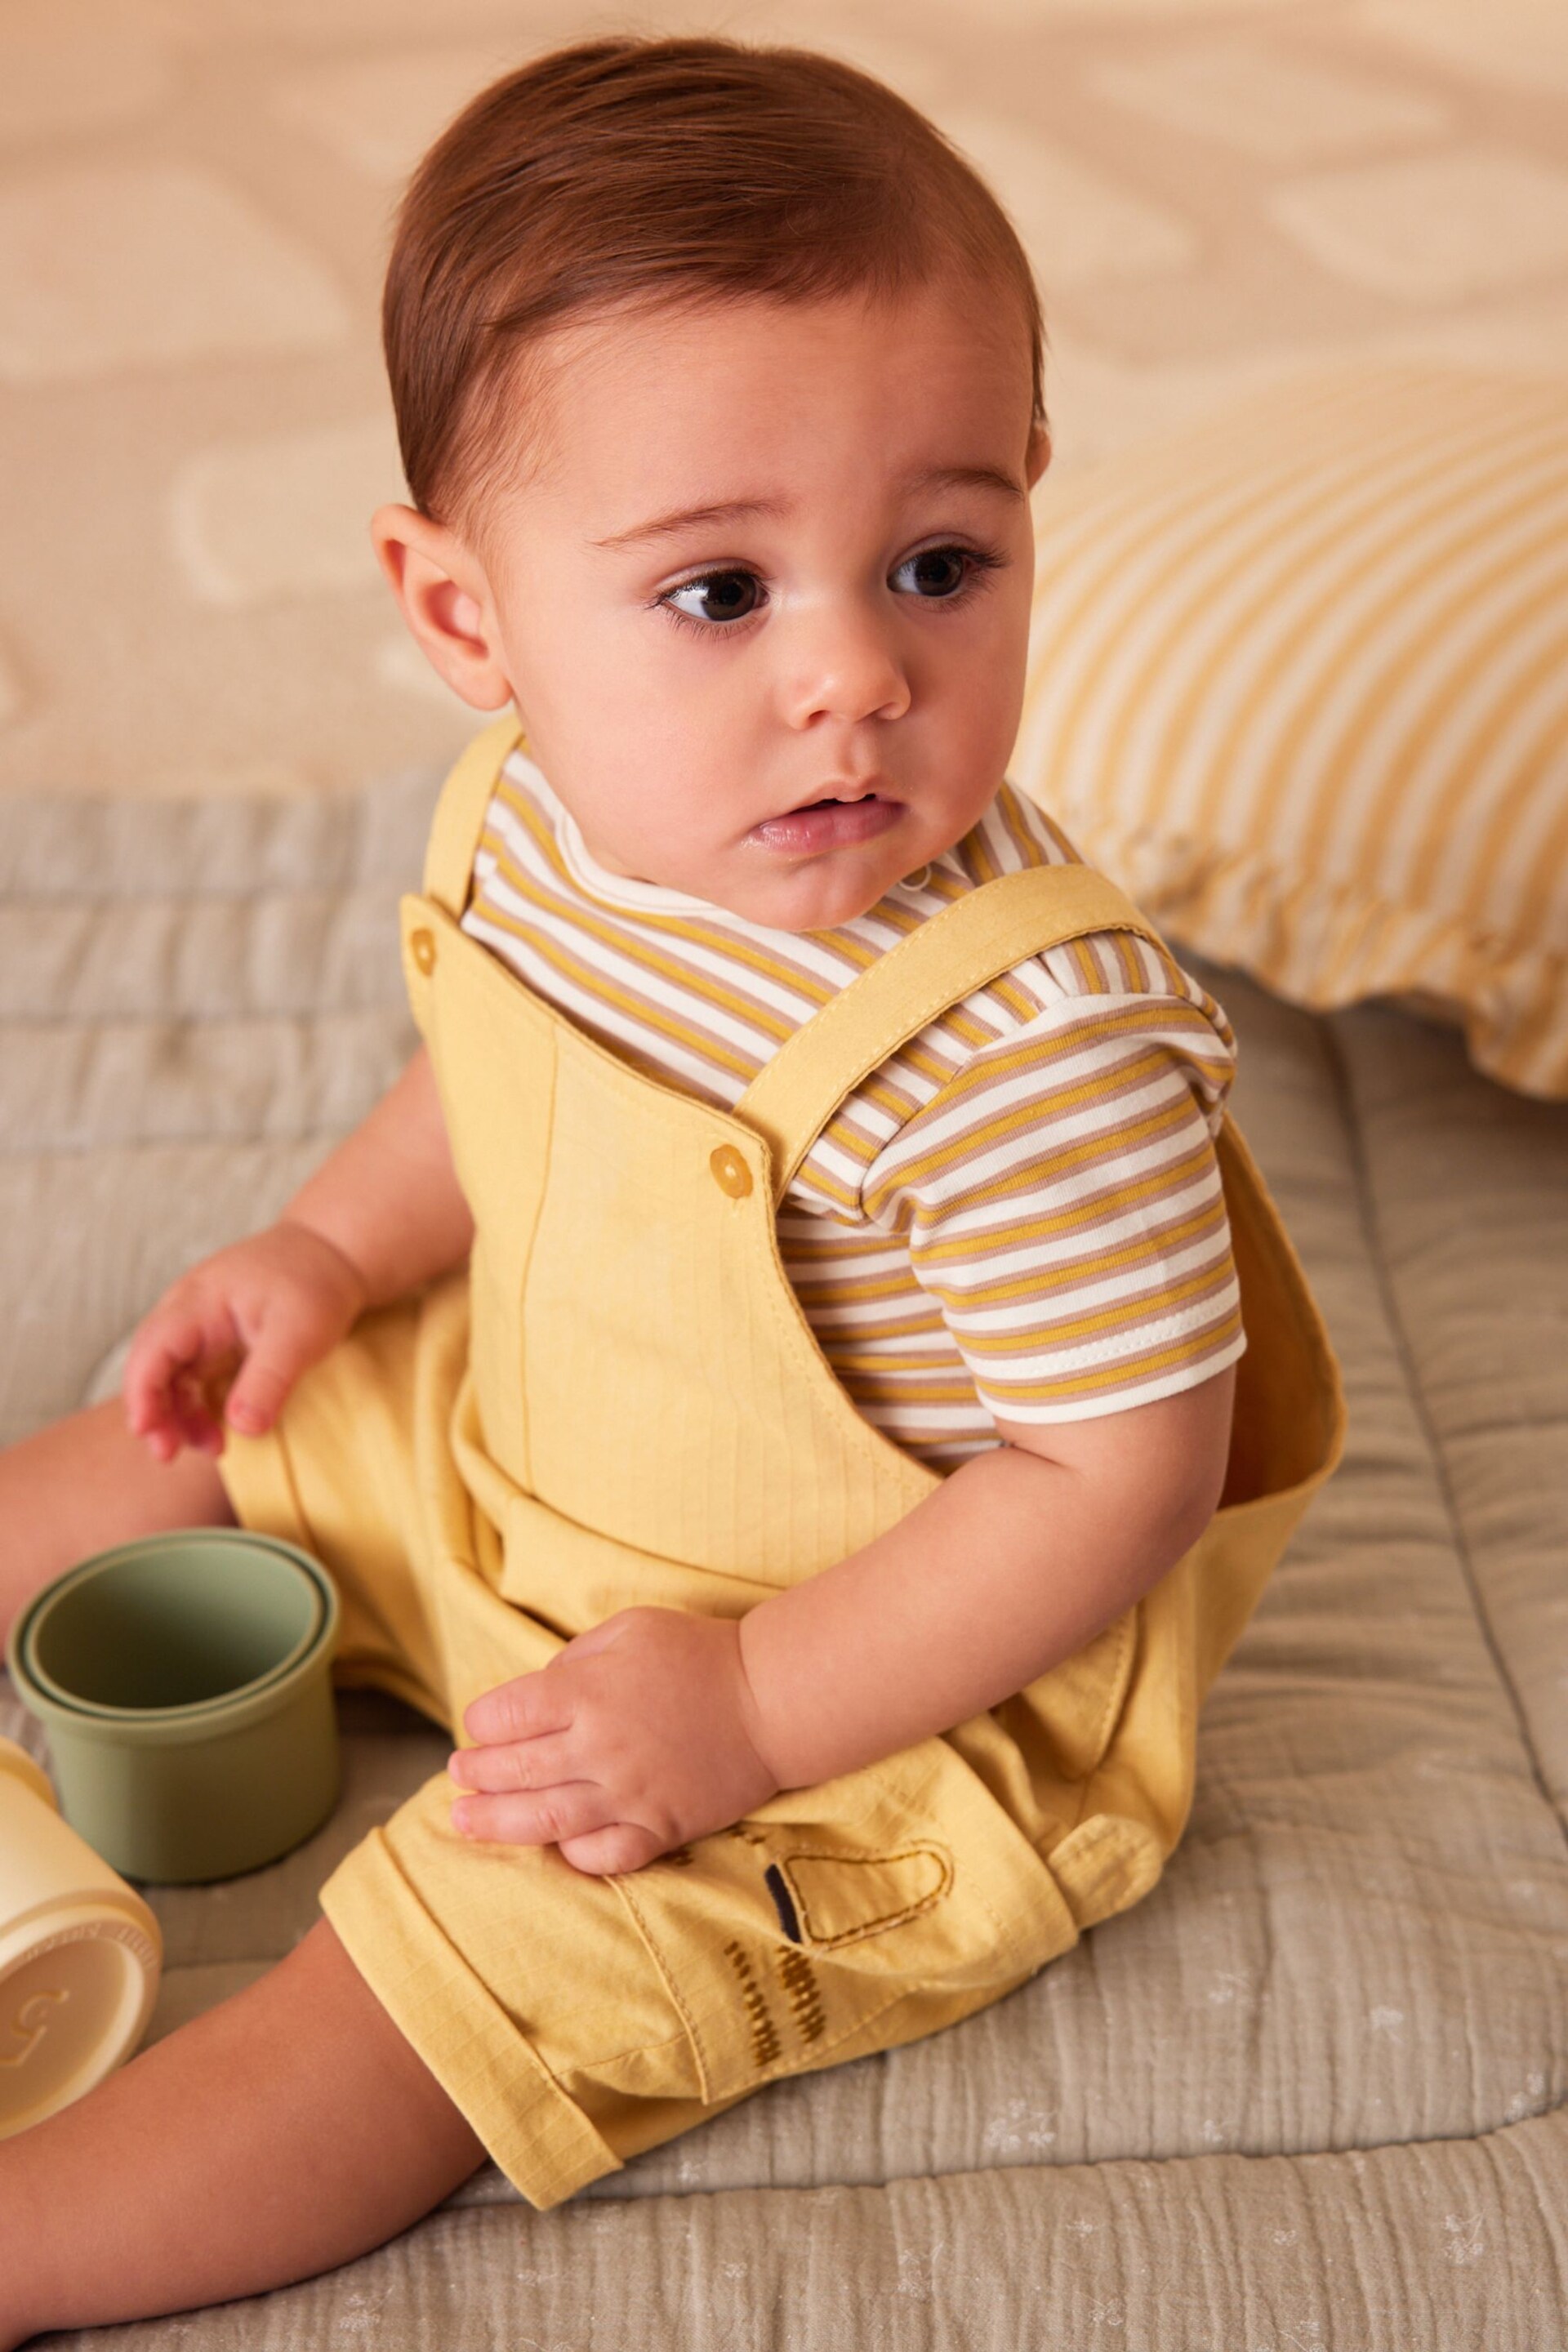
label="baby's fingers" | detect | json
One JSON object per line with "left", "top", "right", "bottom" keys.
{"left": 452, "top": 1781, "right": 612, "bottom": 1848}
{"left": 556, "top": 1823, "right": 665, "bottom": 1877}
{"left": 448, "top": 1730, "right": 577, "bottom": 1794}
{"left": 168, "top": 1361, "right": 238, "bottom": 1457}
{"left": 223, "top": 1331, "right": 302, "bottom": 1437}
{"left": 124, "top": 1311, "right": 234, "bottom": 1457}
{"left": 461, "top": 1666, "right": 575, "bottom": 1747}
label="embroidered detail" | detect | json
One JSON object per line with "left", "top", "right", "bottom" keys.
{"left": 773, "top": 1842, "right": 955, "bottom": 1949}
{"left": 722, "top": 1940, "right": 782, "bottom": 2071}
{"left": 774, "top": 1944, "right": 826, "bottom": 2045}
{"left": 661, "top": 1844, "right": 695, "bottom": 1868}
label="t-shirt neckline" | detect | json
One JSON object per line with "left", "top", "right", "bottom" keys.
{"left": 520, "top": 747, "right": 951, "bottom": 930}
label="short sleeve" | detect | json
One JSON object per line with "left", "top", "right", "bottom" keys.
{"left": 857, "top": 940, "right": 1248, "bottom": 1423}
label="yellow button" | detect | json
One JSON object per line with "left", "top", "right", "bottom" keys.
{"left": 709, "top": 1145, "right": 753, "bottom": 1200}
{"left": 410, "top": 928, "right": 437, "bottom": 976}
{"left": 901, "top": 863, "right": 932, "bottom": 891}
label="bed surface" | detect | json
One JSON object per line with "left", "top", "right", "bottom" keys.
{"left": 3, "top": 778, "right": 1565, "bottom": 2347}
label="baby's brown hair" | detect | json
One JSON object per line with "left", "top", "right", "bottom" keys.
{"left": 385, "top": 34, "right": 1045, "bottom": 537}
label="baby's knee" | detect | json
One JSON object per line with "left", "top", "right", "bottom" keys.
{"left": 0, "top": 1401, "right": 234, "bottom": 1644}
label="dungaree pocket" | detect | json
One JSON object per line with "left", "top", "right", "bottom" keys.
{"left": 607, "top": 1735, "right": 1083, "bottom": 2107}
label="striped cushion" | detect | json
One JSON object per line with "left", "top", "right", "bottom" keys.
{"left": 1013, "top": 368, "right": 1568, "bottom": 1099}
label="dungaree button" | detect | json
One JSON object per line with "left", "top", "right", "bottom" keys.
{"left": 709, "top": 1145, "right": 753, "bottom": 1199}
{"left": 410, "top": 929, "right": 437, "bottom": 976}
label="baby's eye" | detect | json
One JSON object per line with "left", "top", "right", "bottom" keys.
{"left": 661, "top": 570, "right": 763, "bottom": 627}
{"left": 891, "top": 546, "right": 991, "bottom": 599}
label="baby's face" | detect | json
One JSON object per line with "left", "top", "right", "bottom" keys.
{"left": 408, "top": 279, "right": 1045, "bottom": 932}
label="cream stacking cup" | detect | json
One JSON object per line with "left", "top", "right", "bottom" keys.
{"left": 6, "top": 1530, "right": 341, "bottom": 1886}
{"left": 0, "top": 1735, "right": 162, "bottom": 2138}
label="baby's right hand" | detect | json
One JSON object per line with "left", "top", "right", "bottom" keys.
{"left": 122, "top": 1221, "right": 370, "bottom": 1463}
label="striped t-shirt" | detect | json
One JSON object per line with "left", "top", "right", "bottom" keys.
{"left": 461, "top": 746, "right": 1247, "bottom": 1469}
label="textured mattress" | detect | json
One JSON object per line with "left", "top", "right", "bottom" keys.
{"left": 2, "top": 778, "right": 1564, "bottom": 2348}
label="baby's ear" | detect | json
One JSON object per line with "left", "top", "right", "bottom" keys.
{"left": 369, "top": 503, "right": 513, "bottom": 712}
{"left": 1026, "top": 424, "right": 1052, "bottom": 490}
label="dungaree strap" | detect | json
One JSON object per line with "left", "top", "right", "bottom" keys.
{"left": 421, "top": 715, "right": 527, "bottom": 918}
{"left": 736, "top": 865, "right": 1168, "bottom": 1203}
{"left": 422, "top": 726, "right": 1168, "bottom": 1209}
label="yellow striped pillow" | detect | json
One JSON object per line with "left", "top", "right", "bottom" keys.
{"left": 1013, "top": 368, "right": 1568, "bottom": 1098}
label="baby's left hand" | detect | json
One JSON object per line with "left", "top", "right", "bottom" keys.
{"left": 448, "top": 1608, "right": 782, "bottom": 1875}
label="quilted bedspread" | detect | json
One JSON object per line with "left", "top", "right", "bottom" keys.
{"left": 2, "top": 778, "right": 1564, "bottom": 2349}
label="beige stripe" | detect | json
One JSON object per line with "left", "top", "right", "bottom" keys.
{"left": 1023, "top": 385, "right": 1481, "bottom": 825}
{"left": 924, "top": 1199, "right": 1232, "bottom": 1313}
{"left": 909, "top": 1142, "right": 1223, "bottom": 1275}
{"left": 1149, "top": 409, "right": 1564, "bottom": 854}
{"left": 470, "top": 889, "right": 761, "bottom": 1094}
{"left": 1289, "top": 462, "right": 1568, "bottom": 885}
{"left": 871, "top": 1062, "right": 1208, "bottom": 1207}
{"left": 1419, "top": 609, "right": 1568, "bottom": 933}
{"left": 1173, "top": 410, "right": 1557, "bottom": 855}
{"left": 482, "top": 824, "right": 804, "bottom": 1045}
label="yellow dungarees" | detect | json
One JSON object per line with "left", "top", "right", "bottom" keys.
{"left": 220, "top": 716, "right": 1346, "bottom": 2210}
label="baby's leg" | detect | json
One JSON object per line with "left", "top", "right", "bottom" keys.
{"left": 0, "top": 1399, "right": 234, "bottom": 1646}
{"left": 0, "top": 1914, "right": 488, "bottom": 2348}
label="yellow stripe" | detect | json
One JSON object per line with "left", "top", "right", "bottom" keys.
{"left": 480, "top": 830, "right": 799, "bottom": 1049}
{"left": 1027, "top": 385, "right": 1477, "bottom": 800}
{"left": 911, "top": 1143, "right": 1223, "bottom": 1272}
{"left": 470, "top": 892, "right": 761, "bottom": 1093}
{"left": 1406, "top": 580, "right": 1568, "bottom": 926}
{"left": 954, "top": 1258, "right": 1235, "bottom": 1356}
{"left": 871, "top": 1067, "right": 1206, "bottom": 1209}
{"left": 1287, "top": 458, "right": 1568, "bottom": 880}
{"left": 1151, "top": 412, "right": 1566, "bottom": 851}
{"left": 919, "top": 1200, "right": 1232, "bottom": 1312}
{"left": 980, "top": 1304, "right": 1245, "bottom": 1404}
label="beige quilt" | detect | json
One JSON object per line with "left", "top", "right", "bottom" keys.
{"left": 2, "top": 777, "right": 1565, "bottom": 2347}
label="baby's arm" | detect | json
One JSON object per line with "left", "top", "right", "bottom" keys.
{"left": 123, "top": 1046, "right": 472, "bottom": 1459}
{"left": 737, "top": 1365, "right": 1236, "bottom": 1790}
{"left": 449, "top": 1365, "right": 1236, "bottom": 1871}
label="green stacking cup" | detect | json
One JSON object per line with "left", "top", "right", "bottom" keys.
{"left": 5, "top": 1531, "right": 340, "bottom": 1885}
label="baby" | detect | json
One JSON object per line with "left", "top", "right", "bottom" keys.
{"left": 0, "top": 34, "right": 1272, "bottom": 2341}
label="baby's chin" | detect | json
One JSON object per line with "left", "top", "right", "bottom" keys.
{"left": 708, "top": 848, "right": 937, "bottom": 933}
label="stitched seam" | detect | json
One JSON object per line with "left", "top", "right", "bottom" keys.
{"left": 1215, "top": 1118, "right": 1345, "bottom": 1466}
{"left": 1321, "top": 1012, "right": 1568, "bottom": 1860}
{"left": 774, "top": 1843, "right": 956, "bottom": 1949}
{"left": 605, "top": 1870, "right": 715, "bottom": 2103}
{"left": 1067, "top": 1607, "right": 1143, "bottom": 1835}
{"left": 511, "top": 1019, "right": 555, "bottom": 1508}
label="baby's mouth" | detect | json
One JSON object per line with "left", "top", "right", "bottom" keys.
{"left": 747, "top": 788, "right": 903, "bottom": 853}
